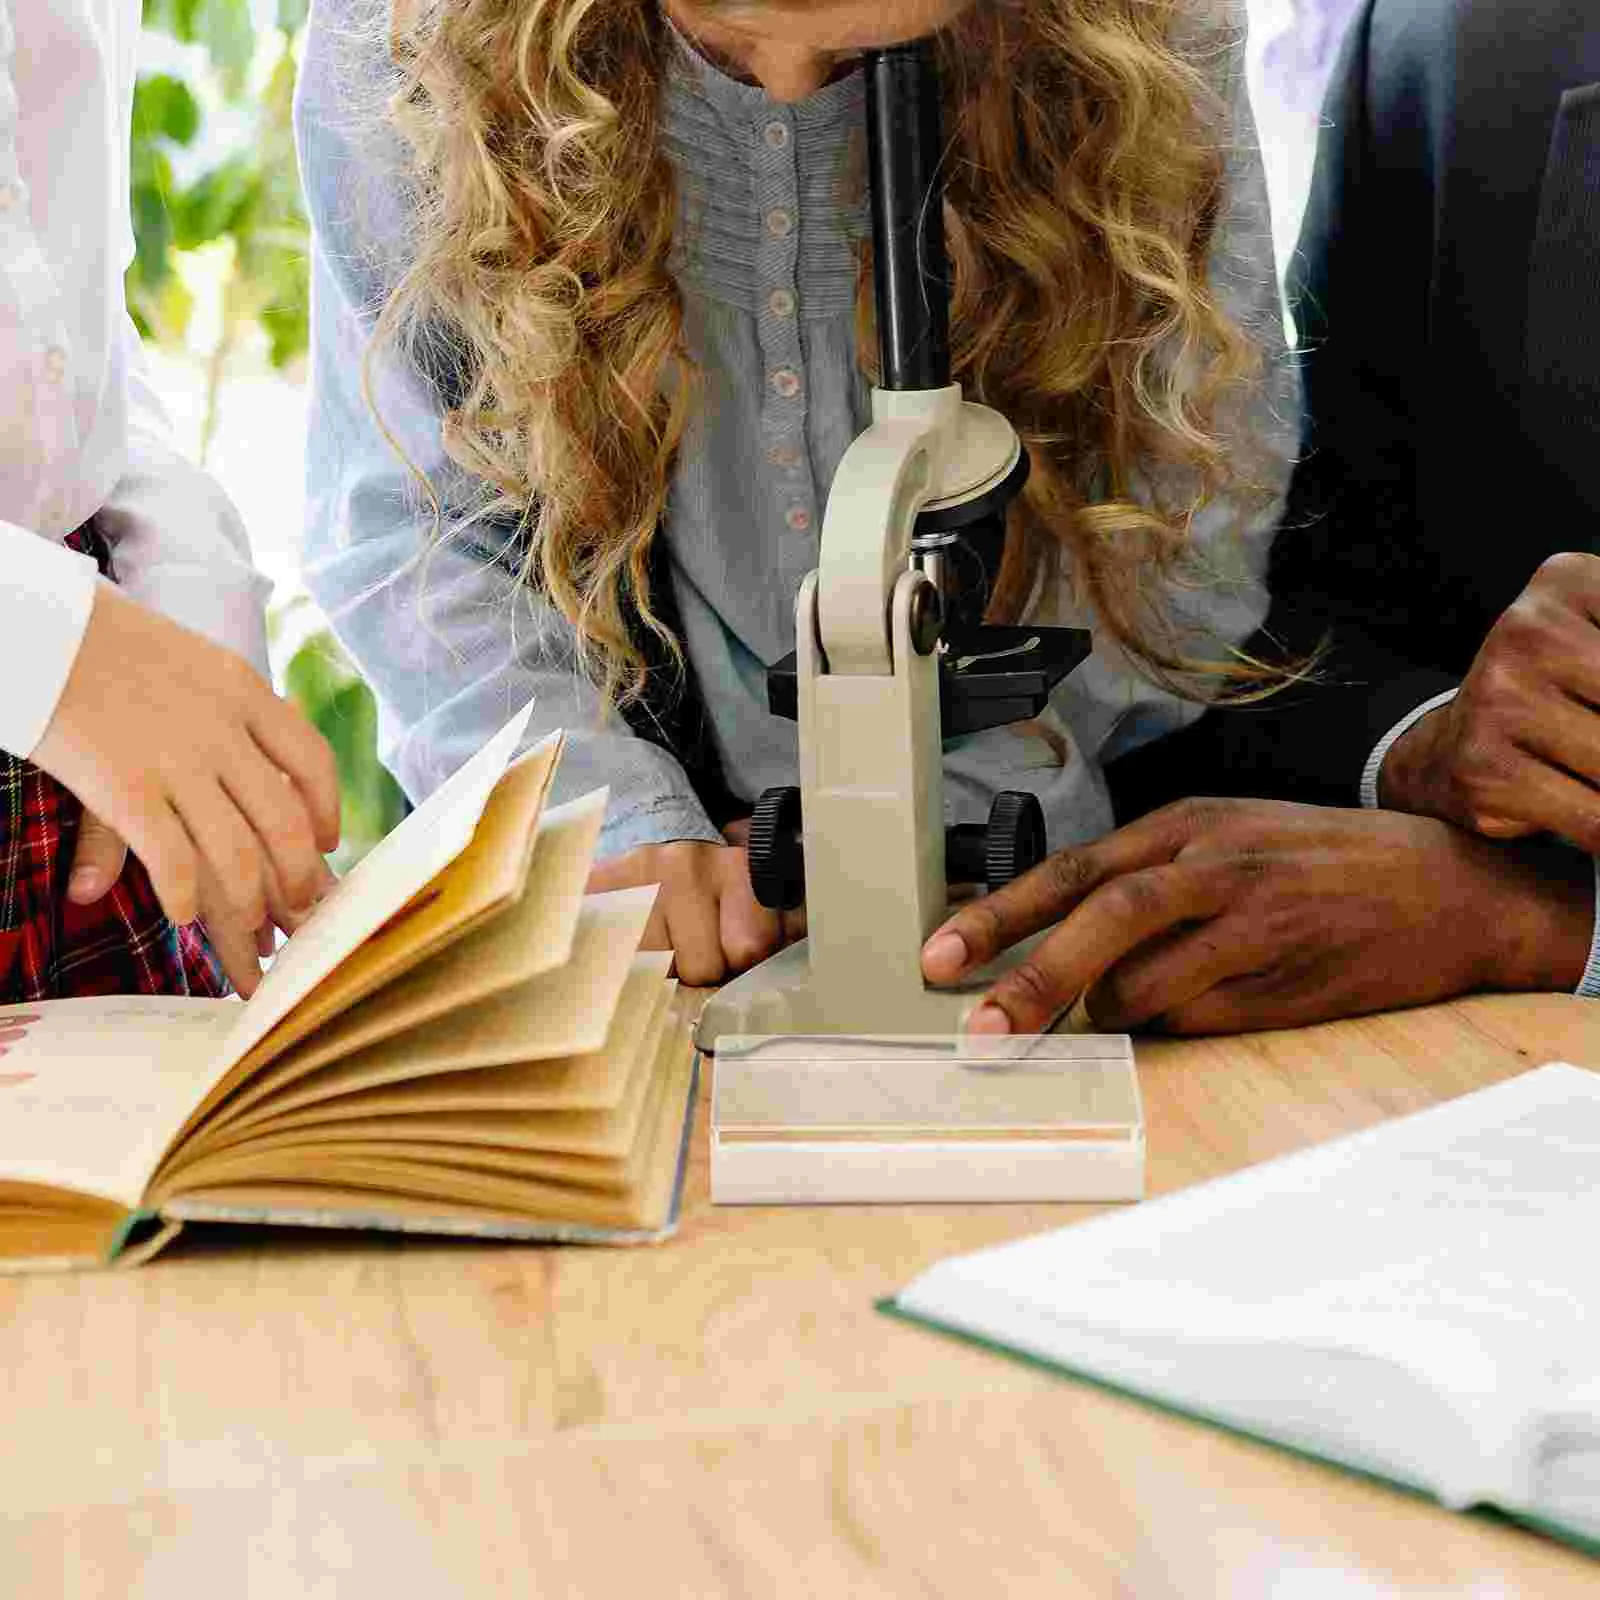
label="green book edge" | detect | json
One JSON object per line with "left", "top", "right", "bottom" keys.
{"left": 876, "top": 1296, "right": 1600, "bottom": 1562}
{"left": 108, "top": 1207, "right": 163, "bottom": 1261}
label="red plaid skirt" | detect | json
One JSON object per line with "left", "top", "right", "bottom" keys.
{"left": 0, "top": 525, "right": 228, "bottom": 1003}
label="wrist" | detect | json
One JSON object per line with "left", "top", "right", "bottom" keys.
{"left": 1476, "top": 839, "right": 1595, "bottom": 992}
{"left": 1377, "top": 707, "right": 1447, "bottom": 814}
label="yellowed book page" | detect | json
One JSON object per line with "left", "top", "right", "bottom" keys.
{"left": 0, "top": 1215, "right": 122, "bottom": 1273}
{"left": 0, "top": 998, "right": 236, "bottom": 1207}
{"left": 157, "top": 1036, "right": 675, "bottom": 1203}
{"left": 0, "top": 1181, "right": 136, "bottom": 1272}
{"left": 164, "top": 1139, "right": 629, "bottom": 1196}
{"left": 183, "top": 979, "right": 674, "bottom": 1173}
{"left": 267, "top": 1004, "right": 684, "bottom": 1194}
{"left": 206, "top": 957, "right": 672, "bottom": 1144}
{"left": 228, "top": 731, "right": 563, "bottom": 1079}
{"left": 157, "top": 1151, "right": 626, "bottom": 1224}
{"left": 161, "top": 1014, "right": 698, "bottom": 1233}
{"left": 219, "top": 705, "right": 539, "bottom": 1066}
{"left": 169, "top": 704, "right": 540, "bottom": 1147}
{"left": 175, "top": 887, "right": 658, "bottom": 1163}
{"left": 606, "top": 1010, "right": 699, "bottom": 1230}
{"left": 194, "top": 790, "right": 610, "bottom": 1143}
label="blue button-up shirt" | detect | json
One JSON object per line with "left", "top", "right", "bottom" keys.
{"left": 294, "top": 0, "right": 1298, "bottom": 860}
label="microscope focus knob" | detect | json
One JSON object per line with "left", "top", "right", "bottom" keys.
{"left": 942, "top": 790, "right": 1047, "bottom": 889}
{"left": 746, "top": 786, "right": 806, "bottom": 912}
{"left": 908, "top": 578, "right": 944, "bottom": 655}
{"left": 982, "top": 790, "right": 1047, "bottom": 890}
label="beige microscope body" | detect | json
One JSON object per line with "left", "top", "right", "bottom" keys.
{"left": 693, "top": 42, "right": 1141, "bottom": 1211}
{"left": 693, "top": 38, "right": 1105, "bottom": 1056}
{"left": 694, "top": 383, "right": 1028, "bottom": 1050}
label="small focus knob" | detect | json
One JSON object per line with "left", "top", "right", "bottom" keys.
{"left": 908, "top": 576, "right": 944, "bottom": 655}
{"left": 747, "top": 786, "right": 805, "bottom": 911}
{"left": 983, "top": 790, "right": 1046, "bottom": 890}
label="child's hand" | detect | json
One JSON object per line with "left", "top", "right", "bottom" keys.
{"left": 65, "top": 810, "right": 334, "bottom": 997}
{"left": 32, "top": 585, "right": 341, "bottom": 971}
{"left": 587, "top": 839, "right": 797, "bottom": 986}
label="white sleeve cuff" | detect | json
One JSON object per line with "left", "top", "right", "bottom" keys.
{"left": 0, "top": 521, "right": 100, "bottom": 759}
{"left": 1359, "top": 689, "right": 1461, "bottom": 809}
{"left": 1576, "top": 859, "right": 1600, "bottom": 1000}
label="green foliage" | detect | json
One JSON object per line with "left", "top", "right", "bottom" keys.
{"left": 130, "top": 0, "right": 309, "bottom": 369}
{"left": 280, "top": 618, "right": 410, "bottom": 872}
{"left": 131, "top": 73, "right": 201, "bottom": 148}
{"left": 143, "top": 0, "right": 256, "bottom": 96}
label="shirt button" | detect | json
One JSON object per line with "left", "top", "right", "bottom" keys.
{"left": 765, "top": 207, "right": 794, "bottom": 238}
{"left": 770, "top": 367, "right": 802, "bottom": 400}
{"left": 763, "top": 120, "right": 790, "bottom": 151}
{"left": 768, "top": 287, "right": 797, "bottom": 318}
{"left": 768, "top": 443, "right": 801, "bottom": 469}
{"left": 43, "top": 347, "right": 67, "bottom": 383}
{"left": 785, "top": 506, "right": 812, "bottom": 533}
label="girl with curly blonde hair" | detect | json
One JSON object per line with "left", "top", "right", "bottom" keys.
{"left": 295, "top": 0, "right": 1297, "bottom": 985}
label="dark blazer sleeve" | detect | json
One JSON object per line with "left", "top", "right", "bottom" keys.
{"left": 1105, "top": 0, "right": 1460, "bottom": 822}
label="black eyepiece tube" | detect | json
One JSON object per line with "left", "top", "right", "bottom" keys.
{"left": 862, "top": 42, "right": 952, "bottom": 392}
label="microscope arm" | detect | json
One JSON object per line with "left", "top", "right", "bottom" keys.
{"left": 817, "top": 387, "right": 964, "bottom": 676}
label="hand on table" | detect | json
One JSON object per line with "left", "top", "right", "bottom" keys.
{"left": 32, "top": 585, "right": 341, "bottom": 996}
{"left": 1382, "top": 552, "right": 1600, "bottom": 852}
{"left": 921, "top": 799, "right": 1594, "bottom": 1036}
{"left": 586, "top": 824, "right": 804, "bottom": 987}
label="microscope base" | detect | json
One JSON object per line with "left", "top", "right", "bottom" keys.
{"left": 694, "top": 933, "right": 1089, "bottom": 1054}
{"left": 695, "top": 941, "right": 978, "bottom": 1052}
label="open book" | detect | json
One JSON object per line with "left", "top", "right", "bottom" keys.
{"left": 889, "top": 1063, "right": 1600, "bottom": 1555}
{"left": 0, "top": 705, "right": 698, "bottom": 1272}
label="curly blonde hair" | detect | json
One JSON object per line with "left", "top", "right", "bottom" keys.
{"left": 370, "top": 0, "right": 1271, "bottom": 708}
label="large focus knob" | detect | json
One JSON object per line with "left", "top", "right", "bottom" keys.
{"left": 983, "top": 790, "right": 1046, "bottom": 889}
{"left": 944, "top": 790, "right": 1047, "bottom": 890}
{"left": 746, "top": 786, "right": 806, "bottom": 911}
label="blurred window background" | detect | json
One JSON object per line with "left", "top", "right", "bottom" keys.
{"left": 131, "top": 0, "right": 1364, "bottom": 859}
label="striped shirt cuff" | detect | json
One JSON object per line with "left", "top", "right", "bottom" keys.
{"left": 1358, "top": 689, "right": 1461, "bottom": 810}
{"left": 1578, "top": 859, "right": 1600, "bottom": 1000}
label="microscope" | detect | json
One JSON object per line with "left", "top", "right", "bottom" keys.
{"left": 694, "top": 40, "right": 1094, "bottom": 1052}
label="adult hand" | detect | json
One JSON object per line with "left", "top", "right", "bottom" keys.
{"left": 33, "top": 585, "right": 341, "bottom": 978}
{"left": 921, "top": 799, "right": 1593, "bottom": 1036}
{"left": 1382, "top": 552, "right": 1600, "bottom": 852}
{"left": 587, "top": 836, "right": 798, "bottom": 987}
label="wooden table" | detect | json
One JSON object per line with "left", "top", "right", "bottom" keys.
{"left": 5, "top": 993, "right": 1600, "bottom": 1597}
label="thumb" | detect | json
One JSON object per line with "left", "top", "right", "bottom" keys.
{"left": 68, "top": 811, "right": 129, "bottom": 906}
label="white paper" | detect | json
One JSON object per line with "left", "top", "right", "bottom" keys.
{"left": 898, "top": 1064, "right": 1600, "bottom": 1514}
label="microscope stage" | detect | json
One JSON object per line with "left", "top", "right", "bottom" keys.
{"left": 709, "top": 1030, "right": 1143, "bottom": 1206}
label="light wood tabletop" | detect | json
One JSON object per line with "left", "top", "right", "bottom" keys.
{"left": 5, "top": 992, "right": 1600, "bottom": 1597}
